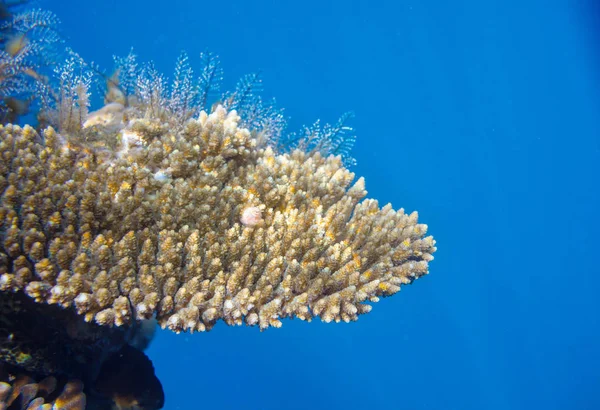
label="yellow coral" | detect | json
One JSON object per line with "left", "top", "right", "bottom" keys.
{"left": 0, "top": 106, "right": 436, "bottom": 333}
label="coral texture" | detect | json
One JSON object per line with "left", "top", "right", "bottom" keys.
{"left": 0, "top": 106, "right": 435, "bottom": 333}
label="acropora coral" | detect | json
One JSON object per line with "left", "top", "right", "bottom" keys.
{"left": 0, "top": 104, "right": 436, "bottom": 333}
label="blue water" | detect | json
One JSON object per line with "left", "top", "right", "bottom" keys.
{"left": 45, "top": 0, "right": 600, "bottom": 409}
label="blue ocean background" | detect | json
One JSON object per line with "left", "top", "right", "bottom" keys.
{"left": 43, "top": 0, "right": 600, "bottom": 409}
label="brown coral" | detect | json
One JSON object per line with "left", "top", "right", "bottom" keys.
{"left": 0, "top": 350, "right": 163, "bottom": 410}
{"left": 0, "top": 105, "right": 436, "bottom": 333}
{"left": 0, "top": 290, "right": 163, "bottom": 410}
{"left": 0, "top": 367, "right": 85, "bottom": 410}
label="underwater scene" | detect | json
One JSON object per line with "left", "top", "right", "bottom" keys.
{"left": 0, "top": 0, "right": 599, "bottom": 409}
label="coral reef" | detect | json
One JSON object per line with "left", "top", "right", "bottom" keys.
{"left": 0, "top": 105, "right": 436, "bottom": 333}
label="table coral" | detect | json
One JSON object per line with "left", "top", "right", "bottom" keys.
{"left": 0, "top": 105, "right": 436, "bottom": 334}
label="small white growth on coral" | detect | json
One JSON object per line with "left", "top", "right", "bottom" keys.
{"left": 240, "top": 206, "right": 263, "bottom": 227}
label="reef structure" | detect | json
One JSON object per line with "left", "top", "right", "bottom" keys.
{"left": 0, "top": 106, "right": 436, "bottom": 334}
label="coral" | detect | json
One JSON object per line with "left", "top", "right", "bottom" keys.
{"left": 0, "top": 345, "right": 163, "bottom": 410}
{"left": 0, "top": 369, "right": 86, "bottom": 410}
{"left": 0, "top": 106, "right": 436, "bottom": 333}
{"left": 0, "top": 291, "right": 163, "bottom": 409}
{"left": 0, "top": 291, "right": 128, "bottom": 376}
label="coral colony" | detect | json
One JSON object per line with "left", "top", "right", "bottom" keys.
{"left": 0, "top": 2, "right": 436, "bottom": 409}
